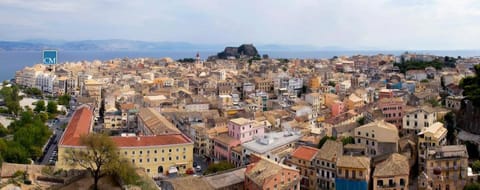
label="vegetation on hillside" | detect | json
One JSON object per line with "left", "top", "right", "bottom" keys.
{"left": 460, "top": 64, "right": 480, "bottom": 107}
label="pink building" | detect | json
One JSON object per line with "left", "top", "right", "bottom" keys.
{"left": 228, "top": 118, "right": 265, "bottom": 143}
{"left": 378, "top": 97, "right": 404, "bottom": 129}
{"left": 331, "top": 100, "right": 345, "bottom": 117}
{"left": 213, "top": 118, "right": 265, "bottom": 162}
{"left": 213, "top": 134, "right": 240, "bottom": 161}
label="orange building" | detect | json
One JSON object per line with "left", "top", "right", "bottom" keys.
{"left": 245, "top": 154, "right": 300, "bottom": 190}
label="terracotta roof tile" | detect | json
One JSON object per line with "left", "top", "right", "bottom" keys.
{"left": 111, "top": 134, "right": 192, "bottom": 147}
{"left": 59, "top": 106, "right": 93, "bottom": 146}
{"left": 291, "top": 146, "right": 319, "bottom": 161}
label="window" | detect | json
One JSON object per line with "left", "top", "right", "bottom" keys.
{"left": 140, "top": 151, "right": 143, "bottom": 155}
{"left": 139, "top": 159, "right": 142, "bottom": 163}
{"left": 183, "top": 147, "right": 186, "bottom": 151}
{"left": 147, "top": 158, "right": 150, "bottom": 163}
{"left": 154, "top": 158, "right": 158, "bottom": 162}
{"left": 169, "top": 157, "right": 172, "bottom": 161}
{"left": 400, "top": 178, "right": 405, "bottom": 186}
{"left": 132, "top": 151, "right": 135, "bottom": 155}
{"left": 154, "top": 150, "right": 157, "bottom": 154}
{"left": 162, "top": 157, "right": 165, "bottom": 161}
{"left": 183, "top": 155, "right": 186, "bottom": 160}
{"left": 176, "top": 148, "right": 179, "bottom": 152}
{"left": 147, "top": 150, "right": 150, "bottom": 154}
{"left": 132, "top": 159, "right": 135, "bottom": 163}
{"left": 377, "top": 180, "right": 384, "bottom": 187}
{"left": 146, "top": 169, "right": 150, "bottom": 173}
{"left": 169, "top": 149, "right": 172, "bottom": 153}
{"left": 176, "top": 156, "right": 179, "bottom": 160}
{"left": 358, "top": 131, "right": 361, "bottom": 135}
{"left": 162, "top": 149, "right": 164, "bottom": 153}
{"left": 124, "top": 151, "right": 127, "bottom": 155}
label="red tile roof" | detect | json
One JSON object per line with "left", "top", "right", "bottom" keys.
{"left": 291, "top": 146, "right": 319, "bottom": 161}
{"left": 60, "top": 105, "right": 192, "bottom": 147}
{"left": 59, "top": 106, "right": 93, "bottom": 146}
{"left": 111, "top": 134, "right": 192, "bottom": 147}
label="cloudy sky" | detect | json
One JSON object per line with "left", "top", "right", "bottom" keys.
{"left": 1, "top": 0, "right": 479, "bottom": 50}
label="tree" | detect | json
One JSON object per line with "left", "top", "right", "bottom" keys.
{"left": 357, "top": 117, "right": 366, "bottom": 125}
{"left": 58, "top": 94, "right": 71, "bottom": 107}
{"left": 341, "top": 136, "right": 355, "bottom": 145}
{"left": 0, "top": 85, "right": 22, "bottom": 116}
{"left": 34, "top": 100, "right": 46, "bottom": 113}
{"left": 47, "top": 100, "right": 58, "bottom": 114}
{"left": 205, "top": 161, "right": 235, "bottom": 174}
{"left": 472, "top": 160, "right": 480, "bottom": 173}
{"left": 317, "top": 136, "right": 337, "bottom": 149}
{"left": 444, "top": 112, "right": 457, "bottom": 144}
{"left": 328, "top": 81, "right": 336, "bottom": 87}
{"left": 24, "top": 87, "right": 42, "bottom": 97}
{"left": 464, "top": 183, "right": 480, "bottom": 190}
{"left": 65, "top": 133, "right": 119, "bottom": 190}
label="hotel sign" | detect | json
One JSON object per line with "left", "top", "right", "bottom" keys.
{"left": 43, "top": 50, "right": 57, "bottom": 64}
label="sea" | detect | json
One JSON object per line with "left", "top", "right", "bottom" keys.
{"left": 1, "top": 50, "right": 480, "bottom": 82}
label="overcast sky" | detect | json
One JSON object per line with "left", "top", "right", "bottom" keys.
{"left": 1, "top": 0, "right": 479, "bottom": 50}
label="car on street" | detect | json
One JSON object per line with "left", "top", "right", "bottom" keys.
{"left": 195, "top": 166, "right": 202, "bottom": 172}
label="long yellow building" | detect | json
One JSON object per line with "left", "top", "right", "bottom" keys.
{"left": 57, "top": 105, "right": 194, "bottom": 177}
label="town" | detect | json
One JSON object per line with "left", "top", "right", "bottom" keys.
{"left": 2, "top": 44, "right": 480, "bottom": 190}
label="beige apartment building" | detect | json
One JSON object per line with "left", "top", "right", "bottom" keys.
{"left": 418, "top": 145, "right": 469, "bottom": 190}
{"left": 354, "top": 120, "right": 399, "bottom": 157}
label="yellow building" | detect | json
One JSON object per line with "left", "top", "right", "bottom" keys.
{"left": 336, "top": 155, "right": 371, "bottom": 190}
{"left": 346, "top": 93, "right": 364, "bottom": 110}
{"left": 57, "top": 106, "right": 194, "bottom": 178}
{"left": 309, "top": 76, "right": 322, "bottom": 92}
{"left": 373, "top": 153, "right": 409, "bottom": 190}
{"left": 418, "top": 122, "right": 447, "bottom": 172}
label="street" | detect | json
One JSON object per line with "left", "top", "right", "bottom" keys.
{"left": 39, "top": 112, "right": 71, "bottom": 165}
{"left": 193, "top": 154, "right": 208, "bottom": 175}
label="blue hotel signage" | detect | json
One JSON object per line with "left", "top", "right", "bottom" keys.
{"left": 43, "top": 50, "right": 57, "bottom": 64}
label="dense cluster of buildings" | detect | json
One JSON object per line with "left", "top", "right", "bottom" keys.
{"left": 15, "top": 51, "right": 480, "bottom": 189}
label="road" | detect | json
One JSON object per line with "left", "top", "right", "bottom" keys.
{"left": 193, "top": 154, "right": 208, "bottom": 175}
{"left": 39, "top": 112, "right": 71, "bottom": 165}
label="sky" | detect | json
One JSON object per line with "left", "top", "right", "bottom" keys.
{"left": 1, "top": 0, "right": 480, "bottom": 50}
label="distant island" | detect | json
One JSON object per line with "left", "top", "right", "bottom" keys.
{"left": 0, "top": 39, "right": 345, "bottom": 51}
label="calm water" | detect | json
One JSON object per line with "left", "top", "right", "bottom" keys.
{"left": 1, "top": 50, "right": 480, "bottom": 81}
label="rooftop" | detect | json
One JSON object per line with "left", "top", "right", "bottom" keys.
{"left": 291, "top": 146, "right": 319, "bottom": 161}
{"left": 373, "top": 153, "right": 409, "bottom": 177}
{"left": 337, "top": 155, "right": 370, "bottom": 169}
{"left": 418, "top": 122, "right": 447, "bottom": 139}
{"left": 242, "top": 131, "right": 302, "bottom": 154}
{"left": 230, "top": 117, "right": 253, "bottom": 126}
{"left": 245, "top": 155, "right": 298, "bottom": 187}
{"left": 316, "top": 140, "right": 343, "bottom": 162}
{"left": 202, "top": 167, "right": 246, "bottom": 189}
{"left": 111, "top": 134, "right": 192, "bottom": 147}
{"left": 59, "top": 106, "right": 93, "bottom": 146}
{"left": 137, "top": 108, "right": 180, "bottom": 135}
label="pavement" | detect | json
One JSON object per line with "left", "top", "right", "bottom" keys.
{"left": 193, "top": 154, "right": 208, "bottom": 175}
{"left": 39, "top": 111, "right": 72, "bottom": 165}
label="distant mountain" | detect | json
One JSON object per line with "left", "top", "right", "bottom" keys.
{"left": 0, "top": 39, "right": 353, "bottom": 52}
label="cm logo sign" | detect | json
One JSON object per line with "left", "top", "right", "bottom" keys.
{"left": 43, "top": 50, "right": 57, "bottom": 64}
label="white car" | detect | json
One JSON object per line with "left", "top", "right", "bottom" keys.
{"left": 195, "top": 166, "right": 202, "bottom": 172}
